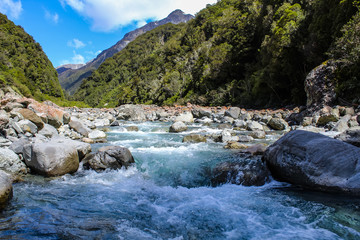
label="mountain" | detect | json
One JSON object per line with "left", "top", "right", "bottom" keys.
{"left": 58, "top": 9, "right": 193, "bottom": 95}
{"left": 0, "top": 13, "right": 64, "bottom": 99}
{"left": 56, "top": 64, "right": 85, "bottom": 75}
{"left": 74, "top": 0, "right": 360, "bottom": 108}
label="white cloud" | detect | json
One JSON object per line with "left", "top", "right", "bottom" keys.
{"left": 0, "top": 0, "right": 23, "bottom": 19}
{"left": 68, "top": 38, "right": 86, "bottom": 49}
{"left": 60, "top": 50, "right": 86, "bottom": 66}
{"left": 136, "top": 20, "right": 147, "bottom": 28}
{"left": 60, "top": 0, "right": 218, "bottom": 32}
{"left": 45, "top": 10, "right": 59, "bottom": 24}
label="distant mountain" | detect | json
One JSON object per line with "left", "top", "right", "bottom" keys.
{"left": 0, "top": 13, "right": 64, "bottom": 99}
{"left": 56, "top": 64, "right": 85, "bottom": 75}
{"left": 58, "top": 9, "right": 193, "bottom": 95}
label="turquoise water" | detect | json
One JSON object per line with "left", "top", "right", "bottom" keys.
{"left": 0, "top": 122, "right": 359, "bottom": 239}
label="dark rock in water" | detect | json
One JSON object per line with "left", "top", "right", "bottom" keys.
{"left": 211, "top": 157, "right": 270, "bottom": 186}
{"left": 0, "top": 170, "right": 12, "bottom": 210}
{"left": 191, "top": 108, "right": 212, "bottom": 119}
{"left": 335, "top": 127, "right": 360, "bottom": 147}
{"left": 110, "top": 120, "right": 120, "bottom": 126}
{"left": 83, "top": 146, "right": 134, "bottom": 171}
{"left": 182, "top": 134, "right": 206, "bottom": 143}
{"left": 304, "top": 60, "right": 338, "bottom": 108}
{"left": 264, "top": 130, "right": 360, "bottom": 195}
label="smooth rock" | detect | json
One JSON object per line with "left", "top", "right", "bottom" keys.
{"left": 24, "top": 138, "right": 81, "bottom": 177}
{"left": 264, "top": 130, "right": 360, "bottom": 195}
{"left": 0, "top": 170, "right": 12, "bottom": 210}
{"left": 246, "top": 121, "right": 263, "bottom": 131}
{"left": 9, "top": 138, "right": 30, "bottom": 155}
{"left": 332, "top": 115, "right": 351, "bottom": 132}
{"left": 233, "top": 120, "right": 247, "bottom": 129}
{"left": 211, "top": 158, "right": 270, "bottom": 186}
{"left": 175, "top": 112, "right": 194, "bottom": 123}
{"left": 83, "top": 146, "right": 134, "bottom": 171}
{"left": 335, "top": 127, "right": 360, "bottom": 147}
{"left": 69, "top": 117, "right": 91, "bottom": 137}
{"left": 221, "top": 129, "right": 239, "bottom": 143}
{"left": 38, "top": 124, "right": 59, "bottom": 138}
{"left": 224, "top": 142, "right": 248, "bottom": 149}
{"left": 0, "top": 148, "right": 27, "bottom": 175}
{"left": 110, "top": 120, "right": 120, "bottom": 126}
{"left": 225, "top": 107, "right": 240, "bottom": 119}
{"left": 182, "top": 134, "right": 207, "bottom": 143}
{"left": 117, "top": 104, "right": 146, "bottom": 121}
{"left": 249, "top": 130, "right": 266, "bottom": 139}
{"left": 88, "top": 130, "right": 107, "bottom": 139}
{"left": 238, "top": 135, "right": 254, "bottom": 142}
{"left": 126, "top": 126, "right": 139, "bottom": 132}
{"left": 18, "top": 120, "right": 37, "bottom": 134}
{"left": 169, "top": 121, "right": 187, "bottom": 133}
{"left": 268, "top": 118, "right": 289, "bottom": 130}
{"left": 18, "top": 109, "right": 44, "bottom": 130}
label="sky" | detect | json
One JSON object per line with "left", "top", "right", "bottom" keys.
{"left": 0, "top": 0, "right": 218, "bottom": 68}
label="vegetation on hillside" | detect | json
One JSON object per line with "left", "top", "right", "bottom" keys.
{"left": 74, "top": 0, "right": 359, "bottom": 108}
{"left": 0, "top": 13, "right": 65, "bottom": 100}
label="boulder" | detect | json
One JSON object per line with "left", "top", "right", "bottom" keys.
{"left": 182, "top": 134, "right": 207, "bottom": 143}
{"left": 18, "top": 109, "right": 44, "bottom": 130}
{"left": 316, "top": 107, "right": 340, "bottom": 126}
{"left": 304, "top": 60, "right": 338, "bottom": 107}
{"left": 238, "top": 135, "right": 254, "bottom": 142}
{"left": 38, "top": 124, "right": 59, "bottom": 138}
{"left": 233, "top": 120, "right": 247, "bottom": 129}
{"left": 268, "top": 118, "right": 289, "bottom": 131}
{"left": 24, "top": 138, "right": 83, "bottom": 177}
{"left": 335, "top": 127, "right": 360, "bottom": 147}
{"left": 246, "top": 121, "right": 263, "bottom": 131}
{"left": 110, "top": 120, "right": 120, "bottom": 126}
{"left": 192, "top": 108, "right": 212, "bottom": 119}
{"left": 117, "top": 104, "right": 146, "bottom": 121}
{"left": 88, "top": 130, "right": 107, "bottom": 140}
{"left": 0, "top": 170, "right": 12, "bottom": 210}
{"left": 175, "top": 112, "right": 194, "bottom": 123}
{"left": 332, "top": 115, "right": 351, "bottom": 132}
{"left": 0, "top": 111, "right": 9, "bottom": 130}
{"left": 18, "top": 120, "right": 38, "bottom": 134}
{"left": 69, "top": 117, "right": 91, "bottom": 137}
{"left": 0, "top": 148, "right": 27, "bottom": 175}
{"left": 225, "top": 107, "right": 241, "bottom": 119}
{"left": 211, "top": 158, "right": 270, "bottom": 186}
{"left": 9, "top": 138, "right": 30, "bottom": 154}
{"left": 264, "top": 130, "right": 360, "bottom": 195}
{"left": 224, "top": 142, "right": 248, "bottom": 149}
{"left": 126, "top": 126, "right": 139, "bottom": 132}
{"left": 169, "top": 121, "right": 187, "bottom": 133}
{"left": 221, "top": 129, "right": 239, "bottom": 143}
{"left": 249, "top": 130, "right": 266, "bottom": 139}
{"left": 82, "top": 146, "right": 134, "bottom": 171}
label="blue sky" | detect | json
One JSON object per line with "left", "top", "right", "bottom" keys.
{"left": 0, "top": 0, "right": 217, "bottom": 68}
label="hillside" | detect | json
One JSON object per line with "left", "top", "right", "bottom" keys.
{"left": 58, "top": 10, "right": 193, "bottom": 95}
{"left": 74, "top": 0, "right": 360, "bottom": 108}
{"left": 0, "top": 13, "right": 64, "bottom": 99}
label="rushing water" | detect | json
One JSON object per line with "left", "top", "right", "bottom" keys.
{"left": 0, "top": 122, "right": 359, "bottom": 239}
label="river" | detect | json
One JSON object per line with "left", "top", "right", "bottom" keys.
{"left": 0, "top": 122, "right": 359, "bottom": 239}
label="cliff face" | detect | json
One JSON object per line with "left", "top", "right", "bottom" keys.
{"left": 0, "top": 13, "right": 64, "bottom": 99}
{"left": 58, "top": 10, "right": 193, "bottom": 95}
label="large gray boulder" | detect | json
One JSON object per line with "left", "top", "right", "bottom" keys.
{"left": 175, "top": 112, "right": 194, "bottom": 123}
{"left": 0, "top": 170, "right": 12, "bottom": 210}
{"left": 264, "top": 130, "right": 360, "bottom": 195}
{"left": 83, "top": 146, "right": 134, "bottom": 171}
{"left": 169, "top": 121, "right": 187, "bottom": 133}
{"left": 117, "top": 104, "right": 146, "bottom": 121}
{"left": 38, "top": 124, "right": 59, "bottom": 138}
{"left": 69, "top": 117, "right": 91, "bottom": 137}
{"left": 268, "top": 118, "right": 289, "bottom": 130}
{"left": 225, "top": 107, "right": 241, "bottom": 119}
{"left": 0, "top": 148, "right": 27, "bottom": 175}
{"left": 24, "top": 138, "right": 86, "bottom": 177}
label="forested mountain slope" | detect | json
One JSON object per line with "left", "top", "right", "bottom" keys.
{"left": 74, "top": 0, "right": 360, "bottom": 108}
{"left": 0, "top": 13, "right": 64, "bottom": 99}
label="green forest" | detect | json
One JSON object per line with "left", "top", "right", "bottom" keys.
{"left": 0, "top": 13, "right": 64, "bottom": 100}
{"left": 73, "top": 0, "right": 360, "bottom": 108}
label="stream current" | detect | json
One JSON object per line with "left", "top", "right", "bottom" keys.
{"left": 0, "top": 122, "right": 359, "bottom": 239}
